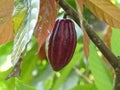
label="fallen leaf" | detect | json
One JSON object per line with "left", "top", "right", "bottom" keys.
{"left": 84, "top": 0, "right": 120, "bottom": 28}
{"left": 34, "top": 0, "right": 57, "bottom": 52}
{"left": 0, "top": 0, "right": 14, "bottom": 45}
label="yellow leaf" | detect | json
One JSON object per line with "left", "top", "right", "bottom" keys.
{"left": 84, "top": 0, "right": 120, "bottom": 28}
{"left": 0, "top": 0, "right": 14, "bottom": 45}
{"left": 13, "top": 8, "right": 27, "bottom": 33}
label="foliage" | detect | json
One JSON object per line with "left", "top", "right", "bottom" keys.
{"left": 0, "top": 0, "right": 120, "bottom": 90}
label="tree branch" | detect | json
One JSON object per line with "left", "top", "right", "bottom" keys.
{"left": 58, "top": 0, "right": 120, "bottom": 90}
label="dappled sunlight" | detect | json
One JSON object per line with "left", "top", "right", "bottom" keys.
{"left": 0, "top": 55, "right": 12, "bottom": 72}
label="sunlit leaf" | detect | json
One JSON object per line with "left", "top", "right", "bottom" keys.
{"left": 0, "top": 78, "right": 35, "bottom": 90}
{"left": 0, "top": 41, "right": 13, "bottom": 80}
{"left": 89, "top": 43, "right": 113, "bottom": 90}
{"left": 0, "top": 68, "right": 12, "bottom": 80}
{"left": 111, "top": 28, "right": 120, "bottom": 56}
{"left": 0, "top": 41, "right": 13, "bottom": 65}
{"left": 20, "top": 38, "right": 39, "bottom": 84}
{"left": 13, "top": 7, "right": 27, "bottom": 33}
{"left": 11, "top": 0, "right": 40, "bottom": 66}
{"left": 34, "top": 0, "right": 57, "bottom": 52}
{"left": 84, "top": 0, "right": 120, "bottom": 28}
{"left": 0, "top": 0, "right": 14, "bottom": 45}
{"left": 72, "top": 83, "right": 97, "bottom": 90}
{"left": 0, "top": 78, "right": 15, "bottom": 90}
{"left": 15, "top": 78, "right": 36, "bottom": 90}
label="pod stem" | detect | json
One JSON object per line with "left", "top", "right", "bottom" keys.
{"left": 63, "top": 13, "right": 68, "bottom": 19}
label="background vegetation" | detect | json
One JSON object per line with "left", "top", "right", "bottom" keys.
{"left": 0, "top": 0, "right": 120, "bottom": 90}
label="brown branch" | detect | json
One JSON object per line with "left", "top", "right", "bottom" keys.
{"left": 83, "top": 22, "right": 118, "bottom": 68}
{"left": 114, "top": 57, "right": 120, "bottom": 90}
{"left": 59, "top": 0, "right": 80, "bottom": 27}
{"left": 58, "top": 0, "right": 120, "bottom": 90}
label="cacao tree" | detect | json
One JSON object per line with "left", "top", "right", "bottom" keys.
{"left": 0, "top": 0, "right": 120, "bottom": 90}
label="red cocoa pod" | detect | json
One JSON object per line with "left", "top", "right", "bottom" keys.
{"left": 46, "top": 18, "right": 77, "bottom": 71}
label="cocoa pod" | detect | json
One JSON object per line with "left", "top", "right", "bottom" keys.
{"left": 46, "top": 18, "right": 77, "bottom": 71}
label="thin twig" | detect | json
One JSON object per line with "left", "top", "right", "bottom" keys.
{"left": 73, "top": 67, "right": 93, "bottom": 84}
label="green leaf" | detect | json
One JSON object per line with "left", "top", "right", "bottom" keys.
{"left": 0, "top": 68, "right": 12, "bottom": 80}
{"left": 89, "top": 43, "right": 113, "bottom": 90}
{"left": 31, "top": 64, "right": 54, "bottom": 89}
{"left": 59, "top": 70, "right": 79, "bottom": 90}
{"left": 0, "top": 41, "right": 13, "bottom": 80}
{"left": 1, "top": 77, "right": 34, "bottom": 90}
{"left": 111, "top": 28, "right": 120, "bottom": 56}
{"left": 66, "top": 0, "right": 77, "bottom": 10}
{"left": 11, "top": 0, "right": 40, "bottom": 66}
{"left": 72, "top": 84, "right": 97, "bottom": 90}
{"left": 15, "top": 78, "right": 36, "bottom": 90}
{"left": 44, "top": 77, "right": 53, "bottom": 90}
{"left": 20, "top": 38, "right": 39, "bottom": 84}
{"left": 13, "top": 8, "right": 27, "bottom": 33}
{"left": 0, "top": 41, "right": 13, "bottom": 66}
{"left": 52, "top": 43, "right": 83, "bottom": 90}
{"left": 0, "top": 78, "right": 15, "bottom": 90}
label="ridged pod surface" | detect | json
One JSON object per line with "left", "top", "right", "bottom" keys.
{"left": 46, "top": 18, "right": 77, "bottom": 71}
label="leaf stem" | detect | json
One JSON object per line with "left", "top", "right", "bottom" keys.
{"left": 73, "top": 67, "right": 93, "bottom": 84}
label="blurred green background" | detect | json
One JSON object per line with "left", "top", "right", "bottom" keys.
{"left": 0, "top": 0, "right": 120, "bottom": 90}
